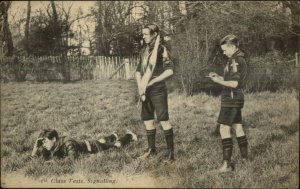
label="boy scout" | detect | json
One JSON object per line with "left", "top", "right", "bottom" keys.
{"left": 208, "top": 34, "right": 249, "bottom": 172}
{"left": 135, "top": 24, "right": 175, "bottom": 162}
{"left": 31, "top": 129, "right": 137, "bottom": 161}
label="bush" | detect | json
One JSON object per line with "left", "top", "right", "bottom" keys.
{"left": 171, "top": 19, "right": 212, "bottom": 96}
{"left": 1, "top": 57, "right": 15, "bottom": 81}
{"left": 0, "top": 56, "right": 61, "bottom": 81}
{"left": 245, "top": 52, "right": 298, "bottom": 92}
{"left": 167, "top": 1, "right": 296, "bottom": 95}
{"left": 0, "top": 56, "right": 95, "bottom": 82}
{"left": 33, "top": 59, "right": 63, "bottom": 81}
{"left": 170, "top": 48, "right": 298, "bottom": 94}
{"left": 1, "top": 56, "right": 28, "bottom": 81}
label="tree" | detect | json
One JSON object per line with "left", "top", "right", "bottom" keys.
{"left": 169, "top": 1, "right": 294, "bottom": 95}
{"left": 24, "top": 1, "right": 92, "bottom": 56}
{"left": 168, "top": 1, "right": 183, "bottom": 33}
{"left": 24, "top": 1, "right": 31, "bottom": 55}
{"left": 145, "top": 1, "right": 156, "bottom": 23}
{"left": 281, "top": 1, "right": 300, "bottom": 54}
{"left": 93, "top": 1, "right": 135, "bottom": 55}
{"left": 0, "top": 1, "right": 14, "bottom": 56}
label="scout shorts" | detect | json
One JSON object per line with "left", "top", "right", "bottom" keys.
{"left": 141, "top": 91, "right": 169, "bottom": 121}
{"left": 217, "top": 107, "right": 242, "bottom": 126}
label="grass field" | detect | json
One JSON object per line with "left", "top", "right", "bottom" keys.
{"left": 1, "top": 80, "right": 299, "bottom": 188}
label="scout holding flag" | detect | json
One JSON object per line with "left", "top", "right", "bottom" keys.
{"left": 135, "top": 24, "right": 175, "bottom": 162}
{"left": 207, "top": 34, "right": 249, "bottom": 173}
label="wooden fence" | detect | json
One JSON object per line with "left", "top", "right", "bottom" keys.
{"left": 1, "top": 53, "right": 298, "bottom": 84}
{"left": 1, "top": 55, "right": 140, "bottom": 81}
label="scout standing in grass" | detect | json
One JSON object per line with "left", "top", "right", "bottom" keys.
{"left": 31, "top": 129, "right": 137, "bottom": 161}
{"left": 135, "top": 24, "right": 175, "bottom": 162}
{"left": 207, "top": 34, "right": 249, "bottom": 172}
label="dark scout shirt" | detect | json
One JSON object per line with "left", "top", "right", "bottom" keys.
{"left": 136, "top": 43, "right": 174, "bottom": 95}
{"left": 36, "top": 137, "right": 105, "bottom": 160}
{"left": 221, "top": 50, "right": 248, "bottom": 108}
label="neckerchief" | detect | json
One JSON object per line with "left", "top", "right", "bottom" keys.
{"left": 224, "top": 49, "right": 239, "bottom": 99}
{"left": 141, "top": 38, "right": 157, "bottom": 73}
{"left": 141, "top": 46, "right": 152, "bottom": 74}
{"left": 140, "top": 35, "right": 160, "bottom": 101}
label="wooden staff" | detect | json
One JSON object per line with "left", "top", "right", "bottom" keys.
{"left": 109, "top": 59, "right": 128, "bottom": 79}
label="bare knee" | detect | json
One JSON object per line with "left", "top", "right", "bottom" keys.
{"left": 220, "top": 124, "right": 231, "bottom": 139}
{"left": 144, "top": 120, "right": 155, "bottom": 130}
{"left": 233, "top": 124, "right": 245, "bottom": 137}
{"left": 160, "top": 121, "right": 172, "bottom": 130}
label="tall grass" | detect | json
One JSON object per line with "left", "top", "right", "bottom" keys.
{"left": 1, "top": 80, "right": 298, "bottom": 188}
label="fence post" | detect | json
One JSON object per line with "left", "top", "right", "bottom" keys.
{"left": 116, "top": 56, "right": 119, "bottom": 78}
{"left": 296, "top": 52, "right": 299, "bottom": 67}
{"left": 124, "top": 58, "right": 130, "bottom": 80}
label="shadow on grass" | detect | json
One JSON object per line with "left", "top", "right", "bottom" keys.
{"left": 251, "top": 142, "right": 272, "bottom": 157}
{"left": 280, "top": 121, "right": 299, "bottom": 136}
{"left": 243, "top": 111, "right": 264, "bottom": 129}
{"left": 250, "top": 119, "right": 299, "bottom": 157}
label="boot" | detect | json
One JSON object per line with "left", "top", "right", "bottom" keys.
{"left": 99, "top": 132, "right": 118, "bottom": 144}
{"left": 139, "top": 148, "right": 157, "bottom": 160}
{"left": 164, "top": 128, "right": 175, "bottom": 162}
{"left": 217, "top": 138, "right": 233, "bottom": 173}
{"left": 116, "top": 130, "right": 138, "bottom": 147}
{"left": 218, "top": 160, "right": 233, "bottom": 173}
{"left": 240, "top": 145, "right": 248, "bottom": 160}
{"left": 237, "top": 135, "right": 248, "bottom": 160}
{"left": 126, "top": 129, "right": 138, "bottom": 141}
{"left": 139, "top": 129, "right": 156, "bottom": 160}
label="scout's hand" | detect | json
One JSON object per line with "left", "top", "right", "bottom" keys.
{"left": 35, "top": 138, "right": 44, "bottom": 148}
{"left": 31, "top": 138, "right": 44, "bottom": 157}
{"left": 138, "top": 85, "right": 144, "bottom": 96}
{"left": 147, "top": 79, "right": 155, "bottom": 87}
{"left": 206, "top": 72, "right": 223, "bottom": 83}
{"left": 207, "top": 72, "right": 218, "bottom": 78}
{"left": 138, "top": 85, "right": 146, "bottom": 102}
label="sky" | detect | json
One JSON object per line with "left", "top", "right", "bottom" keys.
{"left": 9, "top": 1, "right": 96, "bottom": 17}
{"left": 7, "top": 1, "right": 179, "bottom": 55}
{"left": 9, "top": 1, "right": 97, "bottom": 55}
{"left": 8, "top": 1, "right": 148, "bottom": 55}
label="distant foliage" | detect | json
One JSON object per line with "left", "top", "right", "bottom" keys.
{"left": 1, "top": 56, "right": 63, "bottom": 81}
{"left": 245, "top": 53, "right": 299, "bottom": 92}
{"left": 171, "top": 19, "right": 212, "bottom": 95}
{"left": 169, "top": 1, "right": 298, "bottom": 95}
{"left": 93, "top": 1, "right": 142, "bottom": 56}
{"left": 169, "top": 52, "right": 298, "bottom": 94}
